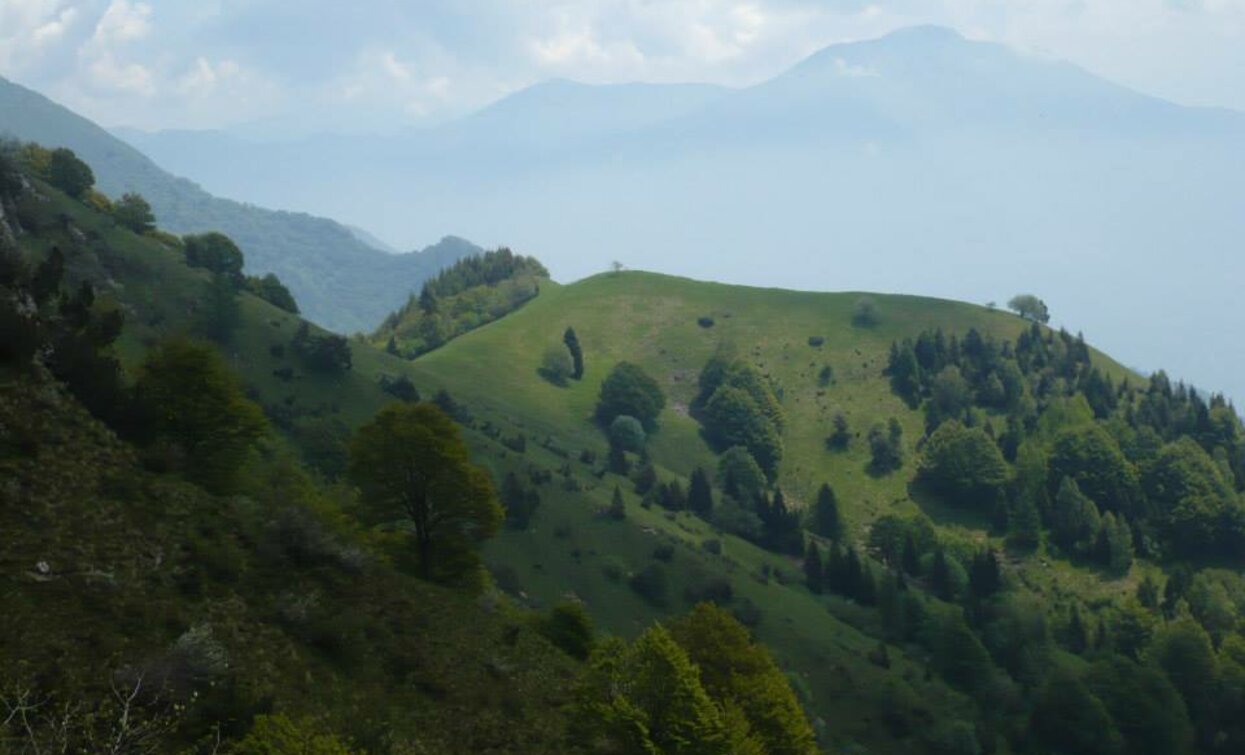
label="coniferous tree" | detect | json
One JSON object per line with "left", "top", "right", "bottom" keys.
{"left": 803, "top": 541, "right": 824, "bottom": 594}
{"left": 810, "top": 482, "right": 842, "bottom": 540}
{"left": 608, "top": 485, "right": 626, "bottom": 520}
{"left": 1136, "top": 574, "right": 1160, "bottom": 610}
{"left": 563, "top": 326, "right": 584, "bottom": 380}
{"left": 968, "top": 550, "right": 1001, "bottom": 599}
{"left": 826, "top": 412, "right": 851, "bottom": 450}
{"left": 687, "top": 467, "right": 714, "bottom": 517}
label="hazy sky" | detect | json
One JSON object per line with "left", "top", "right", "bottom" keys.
{"left": 2, "top": 0, "right": 1243, "bottom": 133}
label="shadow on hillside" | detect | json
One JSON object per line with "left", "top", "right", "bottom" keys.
{"left": 906, "top": 481, "right": 997, "bottom": 533}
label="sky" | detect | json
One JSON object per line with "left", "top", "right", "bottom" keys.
{"left": 1, "top": 0, "right": 1243, "bottom": 134}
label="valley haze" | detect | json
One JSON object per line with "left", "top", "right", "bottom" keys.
{"left": 112, "top": 26, "right": 1245, "bottom": 406}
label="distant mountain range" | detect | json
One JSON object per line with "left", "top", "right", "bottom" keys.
{"left": 0, "top": 77, "right": 480, "bottom": 332}
{"left": 112, "top": 25, "right": 1245, "bottom": 403}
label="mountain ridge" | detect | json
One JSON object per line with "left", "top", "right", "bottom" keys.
{"left": 0, "top": 74, "right": 480, "bottom": 333}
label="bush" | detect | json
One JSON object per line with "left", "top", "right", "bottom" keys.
{"left": 601, "top": 557, "right": 626, "bottom": 582}
{"left": 112, "top": 192, "right": 155, "bottom": 233}
{"left": 808, "top": 336, "right": 825, "bottom": 347}
{"left": 292, "top": 322, "right": 351, "bottom": 373}
{"left": 608, "top": 415, "right": 646, "bottom": 452}
{"left": 629, "top": 563, "right": 669, "bottom": 606}
{"left": 652, "top": 543, "right": 675, "bottom": 562}
{"left": 378, "top": 373, "right": 420, "bottom": 402}
{"left": 537, "top": 602, "right": 595, "bottom": 660}
{"left": 540, "top": 344, "right": 574, "bottom": 385}
{"left": 852, "top": 296, "right": 880, "bottom": 327}
{"left": 47, "top": 147, "right": 94, "bottom": 198}
{"left": 684, "top": 577, "right": 733, "bottom": 605}
{"left": 697, "top": 316, "right": 715, "bottom": 328}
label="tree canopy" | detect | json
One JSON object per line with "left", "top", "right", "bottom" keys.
{"left": 349, "top": 403, "right": 502, "bottom": 584}
{"left": 596, "top": 361, "right": 665, "bottom": 431}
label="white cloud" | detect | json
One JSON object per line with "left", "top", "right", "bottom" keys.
{"left": 0, "top": 0, "right": 82, "bottom": 73}
{"left": 175, "top": 56, "right": 242, "bottom": 97}
{"left": 2, "top": 0, "right": 1243, "bottom": 130}
{"left": 85, "top": 51, "right": 155, "bottom": 95}
{"left": 91, "top": 0, "right": 151, "bottom": 46}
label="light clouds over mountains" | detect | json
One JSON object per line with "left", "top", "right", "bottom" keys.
{"left": 2, "top": 0, "right": 1243, "bottom": 134}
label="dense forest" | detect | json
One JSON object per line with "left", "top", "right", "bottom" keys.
{"left": 5, "top": 140, "right": 1245, "bottom": 755}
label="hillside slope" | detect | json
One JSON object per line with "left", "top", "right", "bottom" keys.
{"left": 0, "top": 75, "right": 479, "bottom": 332}
{"left": 396, "top": 272, "right": 1245, "bottom": 754}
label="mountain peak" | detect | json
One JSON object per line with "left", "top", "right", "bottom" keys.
{"left": 879, "top": 24, "right": 966, "bottom": 44}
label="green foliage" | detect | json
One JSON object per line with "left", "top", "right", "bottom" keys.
{"left": 196, "top": 272, "right": 241, "bottom": 344}
{"left": 809, "top": 482, "right": 842, "bottom": 540}
{"left": 537, "top": 602, "right": 595, "bottom": 660}
{"left": 668, "top": 604, "right": 818, "bottom": 755}
{"left": 47, "top": 147, "right": 94, "bottom": 198}
{"left": 111, "top": 191, "right": 155, "bottom": 233}
{"left": 231, "top": 714, "right": 358, "bottom": 754}
{"left": 716, "top": 446, "right": 767, "bottom": 504}
{"left": 376, "top": 248, "right": 547, "bottom": 356}
{"left": 825, "top": 411, "right": 850, "bottom": 450}
{"left": 348, "top": 403, "right": 502, "bottom": 584}
{"left": 1143, "top": 437, "right": 1242, "bottom": 556}
{"left": 1048, "top": 424, "right": 1141, "bottom": 517}
{"left": 609, "top": 414, "right": 647, "bottom": 452}
{"left": 292, "top": 322, "right": 351, "bottom": 373}
{"left": 184, "top": 231, "right": 245, "bottom": 283}
{"left": 501, "top": 471, "right": 542, "bottom": 530}
{"left": 1051, "top": 476, "right": 1101, "bottom": 555}
{"left": 852, "top": 296, "right": 879, "bottom": 327}
{"left": 919, "top": 420, "right": 1010, "bottom": 509}
{"left": 1086, "top": 657, "right": 1193, "bottom": 755}
{"left": 541, "top": 344, "right": 575, "bottom": 385}
{"left": 597, "top": 361, "right": 665, "bottom": 431}
{"left": 571, "top": 628, "right": 731, "bottom": 754}
{"left": 135, "top": 337, "right": 267, "bottom": 493}
{"left": 695, "top": 353, "right": 785, "bottom": 477}
{"left": 630, "top": 563, "right": 670, "bottom": 607}
{"left": 1147, "top": 618, "right": 1218, "bottom": 719}
{"left": 687, "top": 467, "right": 714, "bottom": 517}
{"left": 246, "top": 272, "right": 300, "bottom": 314}
{"left": 1007, "top": 294, "right": 1050, "bottom": 323}
{"left": 868, "top": 419, "right": 904, "bottom": 474}
{"left": 564, "top": 326, "right": 584, "bottom": 380}
{"left": 1028, "top": 669, "right": 1122, "bottom": 755}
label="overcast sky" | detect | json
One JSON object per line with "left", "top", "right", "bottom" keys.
{"left": 2, "top": 0, "right": 1243, "bottom": 133}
